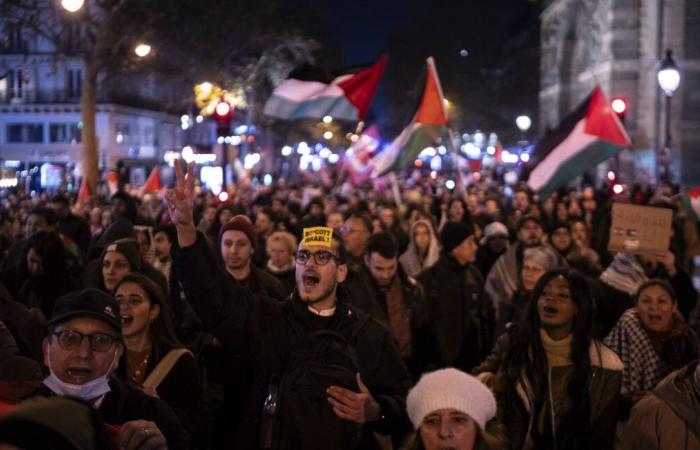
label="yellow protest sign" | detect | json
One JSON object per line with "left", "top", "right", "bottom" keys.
{"left": 302, "top": 227, "right": 334, "bottom": 248}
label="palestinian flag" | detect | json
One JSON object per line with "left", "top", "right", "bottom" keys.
{"left": 371, "top": 57, "right": 451, "bottom": 178}
{"left": 527, "top": 87, "right": 631, "bottom": 199}
{"left": 263, "top": 54, "right": 387, "bottom": 122}
{"left": 142, "top": 166, "right": 161, "bottom": 193}
{"left": 682, "top": 187, "right": 700, "bottom": 223}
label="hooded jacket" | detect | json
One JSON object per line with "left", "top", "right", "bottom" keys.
{"left": 398, "top": 219, "right": 440, "bottom": 279}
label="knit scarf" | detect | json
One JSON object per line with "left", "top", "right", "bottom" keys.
{"left": 540, "top": 329, "right": 573, "bottom": 368}
{"left": 603, "top": 308, "right": 666, "bottom": 396}
{"left": 599, "top": 252, "right": 648, "bottom": 296}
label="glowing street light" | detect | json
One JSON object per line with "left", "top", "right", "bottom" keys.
{"left": 134, "top": 44, "right": 152, "bottom": 58}
{"left": 198, "top": 82, "right": 213, "bottom": 95}
{"left": 61, "top": 0, "right": 85, "bottom": 12}
{"left": 215, "top": 101, "right": 231, "bottom": 117}
{"left": 323, "top": 131, "right": 333, "bottom": 140}
{"left": 322, "top": 115, "right": 333, "bottom": 124}
{"left": 515, "top": 115, "right": 532, "bottom": 133}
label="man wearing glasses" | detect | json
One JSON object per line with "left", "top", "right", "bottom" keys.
{"left": 166, "top": 161, "right": 411, "bottom": 449}
{"left": 33, "top": 288, "right": 188, "bottom": 450}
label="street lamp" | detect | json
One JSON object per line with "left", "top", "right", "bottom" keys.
{"left": 134, "top": 44, "right": 152, "bottom": 58}
{"left": 657, "top": 49, "right": 680, "bottom": 180}
{"left": 515, "top": 115, "right": 531, "bottom": 133}
{"left": 60, "top": 0, "right": 84, "bottom": 12}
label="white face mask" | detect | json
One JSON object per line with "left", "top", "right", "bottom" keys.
{"left": 43, "top": 345, "right": 116, "bottom": 402}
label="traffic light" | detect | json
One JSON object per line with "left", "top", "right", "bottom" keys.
{"left": 611, "top": 97, "right": 627, "bottom": 123}
{"left": 213, "top": 99, "right": 233, "bottom": 138}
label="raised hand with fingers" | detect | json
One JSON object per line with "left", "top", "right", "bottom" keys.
{"left": 165, "top": 159, "right": 197, "bottom": 247}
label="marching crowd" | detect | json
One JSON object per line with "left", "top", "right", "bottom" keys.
{"left": 0, "top": 163, "right": 699, "bottom": 450}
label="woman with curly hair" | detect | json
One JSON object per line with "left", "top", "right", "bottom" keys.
{"left": 474, "top": 269, "right": 623, "bottom": 450}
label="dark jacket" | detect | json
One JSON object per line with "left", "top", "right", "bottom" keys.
{"left": 368, "top": 267, "right": 433, "bottom": 379}
{"left": 116, "top": 345, "right": 204, "bottom": 448}
{"left": 0, "top": 327, "right": 43, "bottom": 381}
{"left": 33, "top": 376, "right": 189, "bottom": 450}
{"left": 417, "top": 253, "right": 494, "bottom": 371}
{"left": 58, "top": 213, "right": 91, "bottom": 259}
{"left": 341, "top": 256, "right": 387, "bottom": 321}
{"left": 265, "top": 267, "right": 296, "bottom": 299}
{"left": 172, "top": 232, "right": 412, "bottom": 450}
{"left": 242, "top": 265, "right": 288, "bottom": 303}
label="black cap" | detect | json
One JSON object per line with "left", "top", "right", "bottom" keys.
{"left": 49, "top": 289, "right": 121, "bottom": 333}
{"left": 517, "top": 215, "right": 542, "bottom": 231}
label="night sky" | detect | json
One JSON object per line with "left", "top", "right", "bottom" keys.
{"left": 304, "top": 0, "right": 541, "bottom": 142}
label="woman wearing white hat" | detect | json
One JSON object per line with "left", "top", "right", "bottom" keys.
{"left": 406, "top": 368, "right": 503, "bottom": 450}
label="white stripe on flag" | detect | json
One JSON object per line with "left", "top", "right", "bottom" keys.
{"left": 271, "top": 79, "right": 345, "bottom": 102}
{"left": 529, "top": 119, "right": 598, "bottom": 191}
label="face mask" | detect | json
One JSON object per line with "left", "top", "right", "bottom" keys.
{"left": 43, "top": 345, "right": 116, "bottom": 402}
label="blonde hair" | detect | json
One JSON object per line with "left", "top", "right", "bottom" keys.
{"left": 267, "top": 231, "right": 297, "bottom": 257}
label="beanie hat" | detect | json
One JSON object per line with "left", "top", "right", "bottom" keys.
{"left": 102, "top": 238, "right": 141, "bottom": 272}
{"left": 406, "top": 368, "right": 496, "bottom": 431}
{"left": 523, "top": 246, "right": 561, "bottom": 272}
{"left": 440, "top": 221, "right": 475, "bottom": 254}
{"left": 219, "top": 214, "right": 257, "bottom": 245}
{"left": 480, "top": 221, "right": 509, "bottom": 245}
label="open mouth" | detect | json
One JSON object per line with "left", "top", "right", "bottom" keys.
{"left": 647, "top": 314, "right": 663, "bottom": 323}
{"left": 66, "top": 367, "right": 92, "bottom": 378}
{"left": 121, "top": 315, "right": 133, "bottom": 326}
{"left": 302, "top": 273, "right": 320, "bottom": 287}
{"left": 542, "top": 305, "right": 559, "bottom": 315}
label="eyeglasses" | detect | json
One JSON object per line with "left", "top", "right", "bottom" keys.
{"left": 52, "top": 329, "right": 119, "bottom": 352}
{"left": 294, "top": 250, "right": 338, "bottom": 266}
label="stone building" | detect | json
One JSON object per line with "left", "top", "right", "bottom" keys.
{"left": 539, "top": 0, "right": 700, "bottom": 185}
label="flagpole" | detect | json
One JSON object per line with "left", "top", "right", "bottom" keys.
{"left": 388, "top": 172, "right": 402, "bottom": 206}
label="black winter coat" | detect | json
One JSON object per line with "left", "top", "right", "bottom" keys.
{"left": 172, "top": 232, "right": 412, "bottom": 450}
{"left": 33, "top": 376, "right": 190, "bottom": 450}
{"left": 417, "top": 253, "right": 494, "bottom": 372}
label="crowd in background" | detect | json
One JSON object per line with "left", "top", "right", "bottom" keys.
{"left": 0, "top": 169, "right": 698, "bottom": 450}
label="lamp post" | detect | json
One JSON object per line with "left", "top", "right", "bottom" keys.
{"left": 657, "top": 49, "right": 680, "bottom": 181}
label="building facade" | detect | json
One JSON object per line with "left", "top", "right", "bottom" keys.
{"left": 0, "top": 21, "right": 183, "bottom": 189}
{"left": 539, "top": 0, "right": 700, "bottom": 185}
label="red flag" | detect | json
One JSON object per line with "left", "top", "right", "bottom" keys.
{"left": 142, "top": 167, "right": 161, "bottom": 193}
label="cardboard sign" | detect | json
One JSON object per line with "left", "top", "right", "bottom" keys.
{"left": 301, "top": 227, "right": 333, "bottom": 248}
{"left": 608, "top": 203, "right": 673, "bottom": 255}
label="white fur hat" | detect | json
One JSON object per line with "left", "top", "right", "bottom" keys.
{"left": 406, "top": 368, "right": 497, "bottom": 430}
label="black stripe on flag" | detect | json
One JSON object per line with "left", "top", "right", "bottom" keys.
{"left": 529, "top": 90, "right": 593, "bottom": 169}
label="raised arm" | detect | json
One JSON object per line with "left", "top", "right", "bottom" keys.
{"left": 165, "top": 161, "right": 257, "bottom": 356}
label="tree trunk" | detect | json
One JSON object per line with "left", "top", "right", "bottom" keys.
{"left": 81, "top": 59, "right": 99, "bottom": 195}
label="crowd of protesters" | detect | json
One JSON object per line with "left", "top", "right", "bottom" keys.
{"left": 0, "top": 163, "right": 698, "bottom": 450}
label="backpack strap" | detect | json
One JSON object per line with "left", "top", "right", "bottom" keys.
{"left": 143, "top": 348, "right": 192, "bottom": 390}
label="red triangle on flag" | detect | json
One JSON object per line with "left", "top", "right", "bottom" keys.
{"left": 584, "top": 87, "right": 632, "bottom": 148}
{"left": 415, "top": 58, "right": 450, "bottom": 126}
{"left": 337, "top": 54, "right": 388, "bottom": 121}
{"left": 142, "top": 167, "right": 161, "bottom": 193}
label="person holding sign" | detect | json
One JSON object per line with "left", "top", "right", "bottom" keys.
{"left": 165, "top": 161, "right": 411, "bottom": 449}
